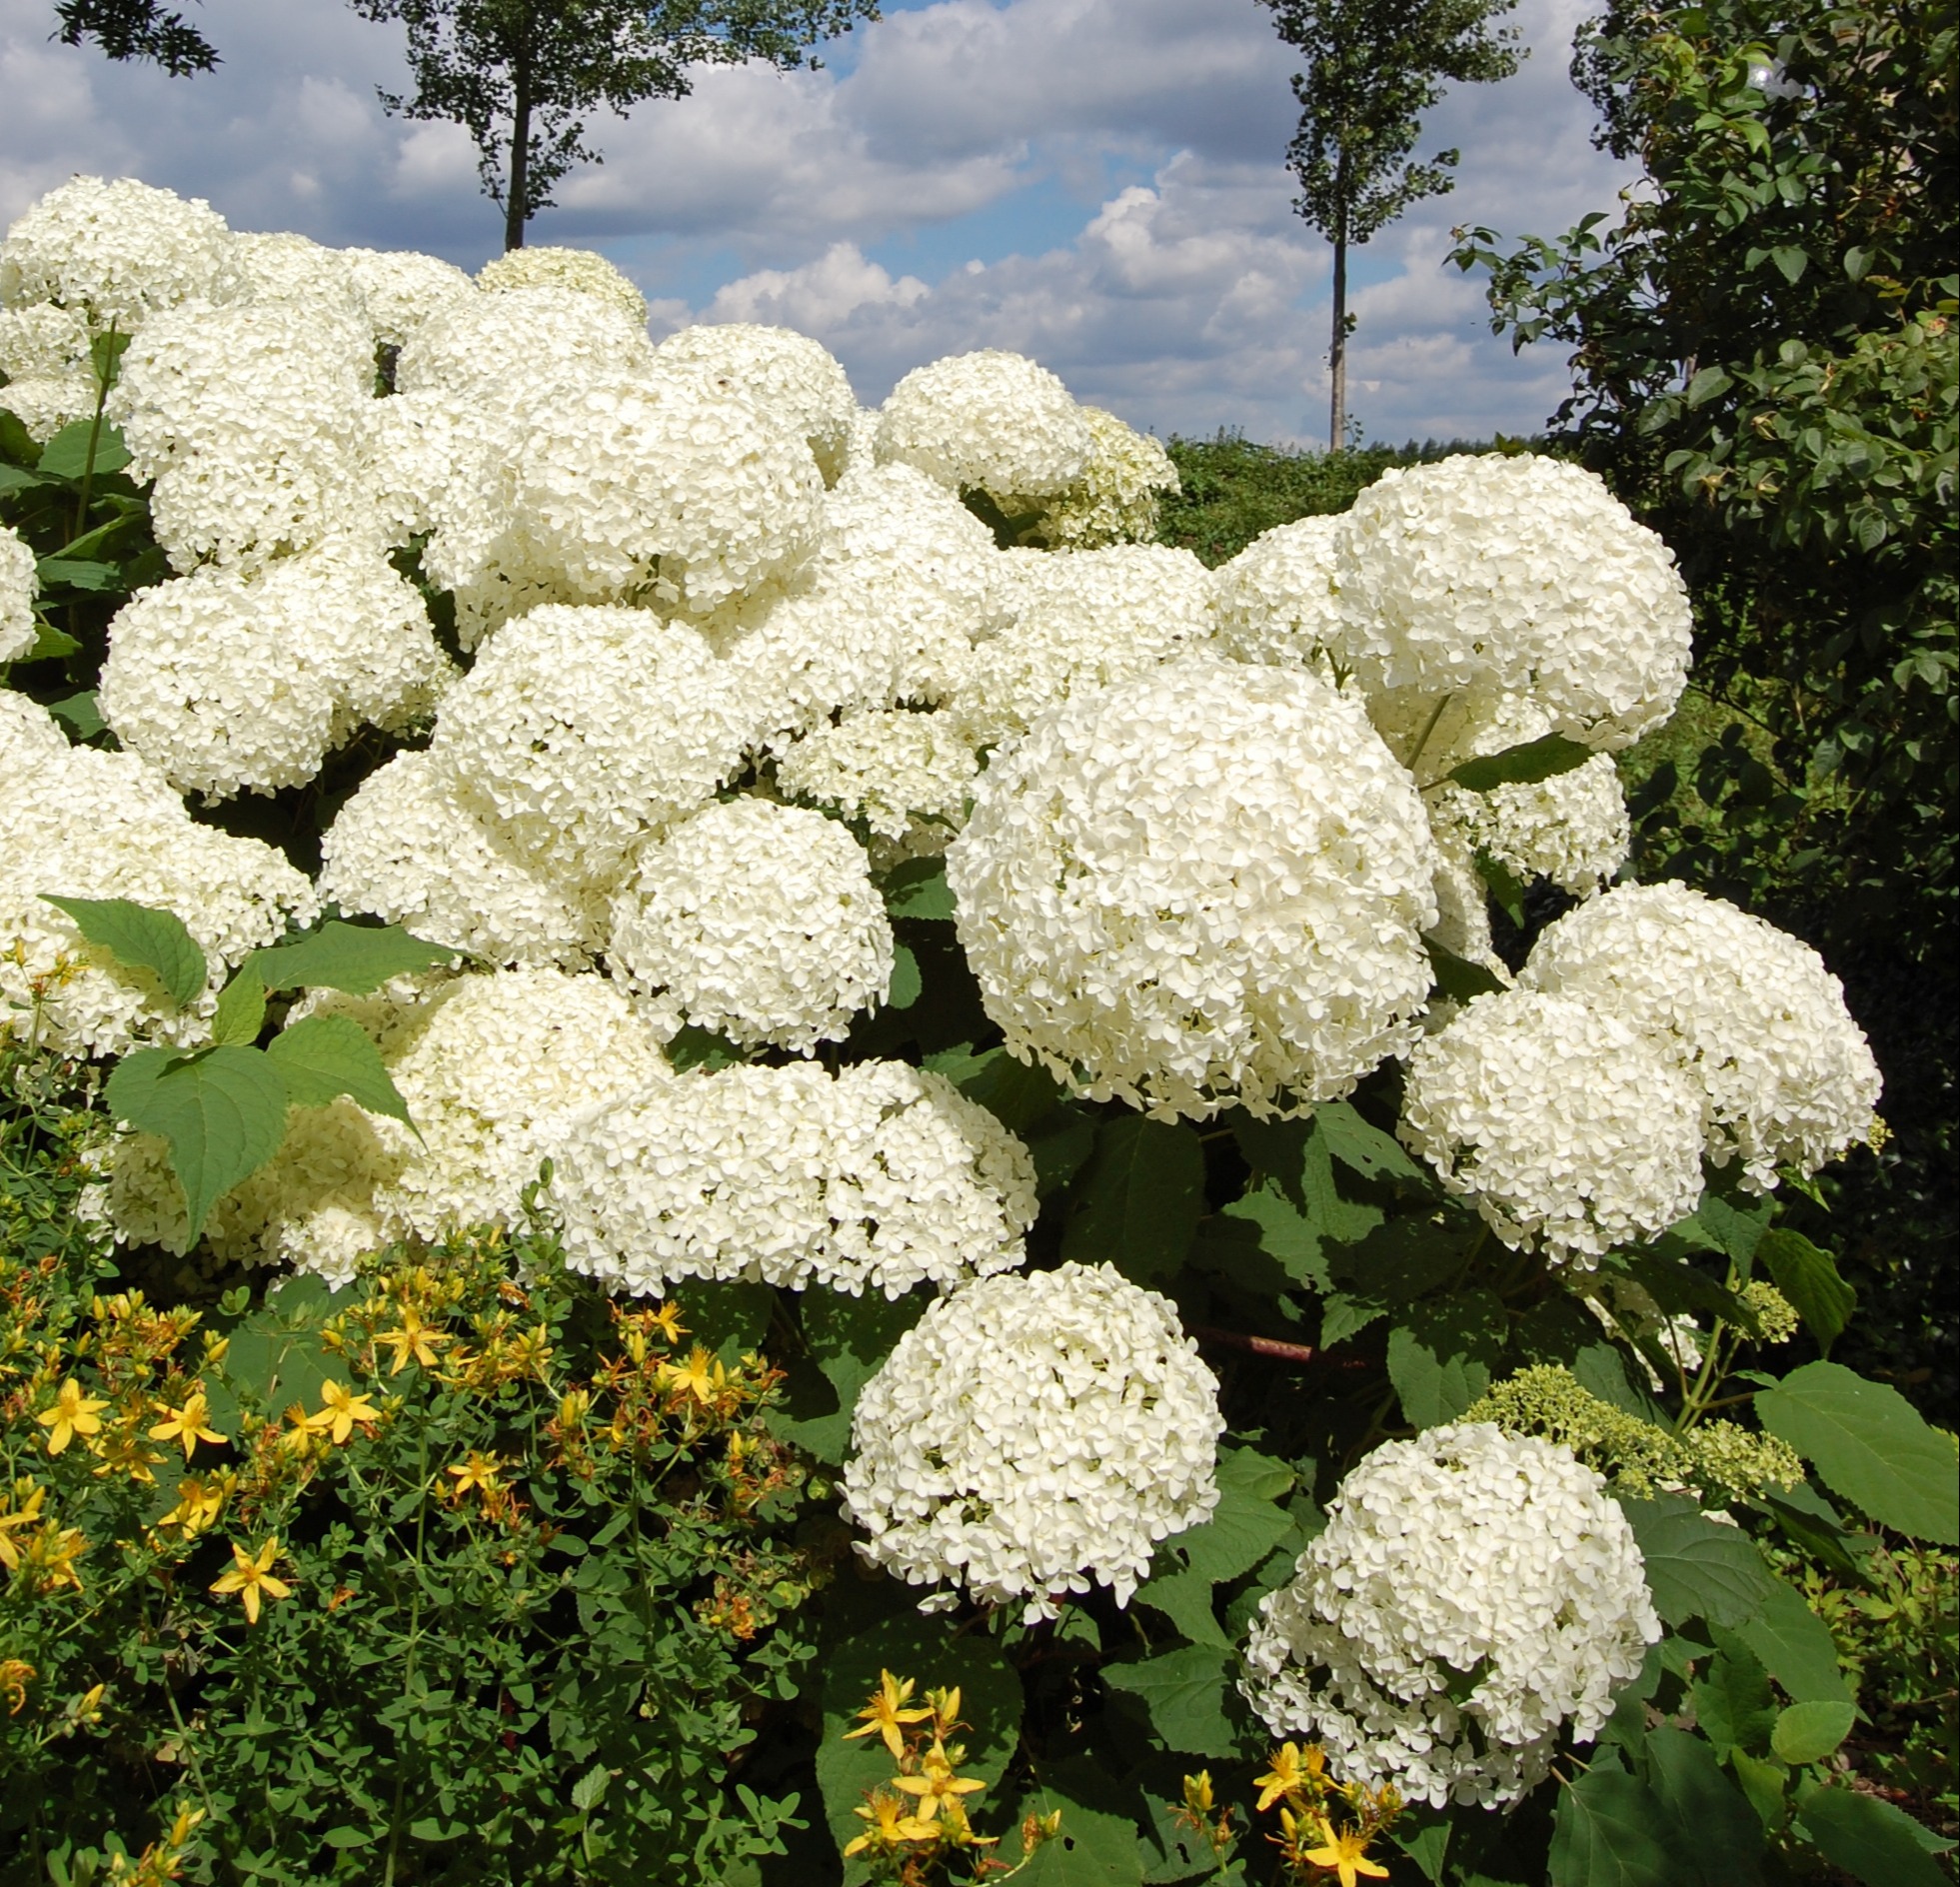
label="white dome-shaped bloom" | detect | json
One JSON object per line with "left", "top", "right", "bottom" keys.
{"left": 841, "top": 1261, "right": 1223, "bottom": 1621}
{"left": 876, "top": 350, "right": 1090, "bottom": 500}
{"left": 1424, "top": 827, "right": 1508, "bottom": 987}
{"left": 97, "top": 546, "right": 450, "bottom": 800}
{"left": 943, "top": 543, "right": 1215, "bottom": 749}
{"left": 1242, "top": 1423, "right": 1660, "bottom": 1808}
{"left": 1031, "top": 406, "right": 1180, "bottom": 549}
{"left": 947, "top": 660, "right": 1439, "bottom": 1120}
{"left": 1329, "top": 455, "right": 1693, "bottom": 749}
{"left": 652, "top": 322, "right": 857, "bottom": 483}
{"left": 430, "top": 604, "right": 752, "bottom": 891}
{"left": 1210, "top": 514, "right": 1344, "bottom": 671}
{"left": 0, "top": 302, "right": 93, "bottom": 379}
{"left": 609, "top": 799, "right": 893, "bottom": 1052}
{"left": 774, "top": 709, "right": 979, "bottom": 860}
{"left": 1, "top": 742, "right": 317, "bottom": 1056}
{"left": 209, "top": 231, "right": 364, "bottom": 318}
{"left": 395, "top": 285, "right": 654, "bottom": 406}
{"left": 837, "top": 403, "right": 882, "bottom": 479}
{"left": 0, "top": 691, "right": 72, "bottom": 766}
{"left": 1521, "top": 883, "right": 1882, "bottom": 1188}
{"left": 478, "top": 246, "right": 648, "bottom": 324}
{"left": 1399, "top": 987, "right": 1704, "bottom": 1264}
{"left": 341, "top": 247, "right": 476, "bottom": 350}
{"left": 0, "top": 373, "right": 98, "bottom": 444}
{"left": 1, "top": 525, "right": 37, "bottom": 662}
{"left": 319, "top": 750, "right": 602, "bottom": 968}
{"left": 554, "top": 1060, "right": 1036, "bottom": 1298}
{"left": 500, "top": 368, "right": 825, "bottom": 614}
{"left": 111, "top": 297, "right": 381, "bottom": 571}
{"left": 0, "top": 176, "right": 229, "bottom": 328}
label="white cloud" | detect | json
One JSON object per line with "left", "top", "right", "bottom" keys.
{"left": 704, "top": 242, "right": 927, "bottom": 331}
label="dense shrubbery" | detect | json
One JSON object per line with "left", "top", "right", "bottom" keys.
{"left": 1, "top": 173, "right": 1955, "bottom": 1887}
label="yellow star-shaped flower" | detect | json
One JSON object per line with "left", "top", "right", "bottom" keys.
{"left": 149, "top": 1389, "right": 227, "bottom": 1461}
{"left": 305, "top": 1379, "right": 381, "bottom": 1444}
{"left": 36, "top": 1379, "right": 107, "bottom": 1455}
{"left": 842, "top": 1790, "right": 939, "bottom": 1856}
{"left": 660, "top": 1345, "right": 724, "bottom": 1407}
{"left": 445, "top": 1450, "right": 507, "bottom": 1499}
{"left": 209, "top": 1536, "right": 293, "bottom": 1624}
{"left": 0, "top": 1485, "right": 47, "bottom": 1572}
{"left": 892, "top": 1741, "right": 986, "bottom": 1822}
{"left": 157, "top": 1475, "right": 229, "bottom": 1540}
{"left": 376, "top": 1307, "right": 447, "bottom": 1374}
{"left": 843, "top": 1669, "right": 934, "bottom": 1762}
{"left": 1254, "top": 1740, "right": 1325, "bottom": 1811}
{"left": 1301, "top": 1815, "right": 1389, "bottom": 1887}
{"left": 648, "top": 1301, "right": 686, "bottom": 1345}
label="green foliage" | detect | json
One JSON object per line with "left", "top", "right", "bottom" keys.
{"left": 50, "top": 0, "right": 219, "bottom": 75}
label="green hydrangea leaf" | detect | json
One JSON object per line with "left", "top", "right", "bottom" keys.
{"left": 265, "top": 1013, "right": 415, "bottom": 1127}
{"left": 247, "top": 920, "right": 454, "bottom": 995}
{"left": 41, "top": 895, "right": 206, "bottom": 1008}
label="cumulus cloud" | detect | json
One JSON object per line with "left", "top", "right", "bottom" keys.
{"left": 0, "top": 0, "right": 1635, "bottom": 443}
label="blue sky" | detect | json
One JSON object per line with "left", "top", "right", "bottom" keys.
{"left": 0, "top": 0, "right": 1636, "bottom": 445}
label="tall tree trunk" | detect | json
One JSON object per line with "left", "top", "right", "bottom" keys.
{"left": 504, "top": 37, "right": 532, "bottom": 251}
{"left": 1328, "top": 229, "right": 1347, "bottom": 453}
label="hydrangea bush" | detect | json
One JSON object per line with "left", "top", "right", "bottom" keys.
{"left": 2, "top": 178, "right": 1952, "bottom": 1887}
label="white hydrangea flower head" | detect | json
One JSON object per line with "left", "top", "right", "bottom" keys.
{"left": 0, "top": 302, "right": 93, "bottom": 378}
{"left": 0, "top": 690, "right": 71, "bottom": 766}
{"left": 1424, "top": 826, "right": 1507, "bottom": 986}
{"left": 1427, "top": 697, "right": 1631, "bottom": 894}
{"left": 0, "top": 525, "right": 37, "bottom": 663}
{"left": 0, "top": 176, "right": 230, "bottom": 328}
{"left": 1328, "top": 454, "right": 1693, "bottom": 749}
{"left": 774, "top": 709, "right": 979, "bottom": 864}
{"left": 319, "top": 750, "right": 604, "bottom": 968}
{"left": 0, "top": 373, "right": 98, "bottom": 444}
{"left": 947, "top": 660, "right": 1439, "bottom": 1120}
{"left": 651, "top": 322, "right": 857, "bottom": 482}
{"left": 209, "top": 231, "right": 364, "bottom": 319}
{"left": 430, "top": 604, "right": 752, "bottom": 892}
{"left": 1399, "top": 986, "right": 1705, "bottom": 1264}
{"left": 498, "top": 367, "right": 825, "bottom": 614}
{"left": 554, "top": 1060, "right": 1035, "bottom": 1298}
{"left": 395, "top": 285, "right": 654, "bottom": 407}
{"left": 608, "top": 799, "right": 893, "bottom": 1051}
{"left": 1210, "top": 514, "right": 1344, "bottom": 672}
{"left": 1242, "top": 1423, "right": 1660, "bottom": 1808}
{"left": 840, "top": 1261, "right": 1223, "bottom": 1621}
{"left": 876, "top": 350, "right": 1090, "bottom": 500}
{"left": 478, "top": 246, "right": 649, "bottom": 324}
{"left": 341, "top": 247, "right": 476, "bottom": 350}
{"left": 98, "top": 545, "right": 451, "bottom": 800}
{"left": 1521, "top": 882, "right": 1882, "bottom": 1188}
{"left": 111, "top": 297, "right": 382, "bottom": 571}
{"left": 1, "top": 742, "right": 317, "bottom": 1056}
{"left": 943, "top": 543, "right": 1215, "bottom": 749}
{"left": 837, "top": 403, "right": 882, "bottom": 479}
{"left": 1030, "top": 407, "right": 1180, "bottom": 549}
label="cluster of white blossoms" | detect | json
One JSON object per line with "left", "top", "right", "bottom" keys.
{"left": 0, "top": 694, "right": 316, "bottom": 1057}
{"left": 841, "top": 1262, "right": 1223, "bottom": 1620}
{"left": 652, "top": 321, "right": 858, "bottom": 483}
{"left": 948, "top": 661, "right": 1439, "bottom": 1120}
{"left": 876, "top": 349, "right": 1090, "bottom": 501}
{"left": 608, "top": 800, "right": 895, "bottom": 1051}
{"left": 97, "top": 544, "right": 452, "bottom": 799}
{"left": 554, "top": 1061, "right": 1036, "bottom": 1299}
{"left": 1400, "top": 987, "right": 1705, "bottom": 1264}
{"left": 1241, "top": 1423, "right": 1660, "bottom": 1808}
{"left": 774, "top": 710, "right": 979, "bottom": 863}
{"left": 1522, "top": 882, "right": 1882, "bottom": 1188}
{"left": 0, "top": 301, "right": 96, "bottom": 442}
{"left": 1027, "top": 406, "right": 1181, "bottom": 550}
{"left": 1, "top": 523, "right": 36, "bottom": 663}
{"left": 478, "top": 245, "right": 649, "bottom": 323}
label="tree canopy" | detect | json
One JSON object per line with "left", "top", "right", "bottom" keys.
{"left": 49, "top": 0, "right": 218, "bottom": 75}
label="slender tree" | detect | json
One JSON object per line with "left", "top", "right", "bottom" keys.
{"left": 1260, "top": 0, "right": 1520, "bottom": 448}
{"left": 50, "top": 0, "right": 218, "bottom": 74}
{"left": 350, "top": 0, "right": 879, "bottom": 253}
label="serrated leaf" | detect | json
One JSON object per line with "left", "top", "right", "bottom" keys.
{"left": 1644, "top": 1726, "right": 1764, "bottom": 1885}
{"left": 1728, "top": 1748, "right": 1789, "bottom": 1833}
{"left": 247, "top": 920, "right": 454, "bottom": 994}
{"left": 1319, "top": 1292, "right": 1386, "bottom": 1347}
{"left": 886, "top": 942, "right": 922, "bottom": 1009}
{"left": 37, "top": 419, "right": 131, "bottom": 480}
{"left": 1548, "top": 1759, "right": 1675, "bottom": 1887}
{"left": 1299, "top": 1125, "right": 1384, "bottom": 1245}
{"left": 35, "top": 557, "right": 123, "bottom": 593}
{"left": 1388, "top": 1290, "right": 1507, "bottom": 1428}
{"left": 1328, "top": 1212, "right": 1462, "bottom": 1304}
{"left": 104, "top": 1044, "right": 290, "bottom": 1237}
{"left": 1424, "top": 936, "right": 1507, "bottom": 1000}
{"left": 772, "top": 1287, "right": 929, "bottom": 1464}
{"left": 1692, "top": 1632, "right": 1776, "bottom": 1755}
{"left": 1220, "top": 1182, "right": 1329, "bottom": 1290}
{"left": 41, "top": 895, "right": 206, "bottom": 1007}
{"left": 1061, "top": 1114, "right": 1204, "bottom": 1283}
{"left": 266, "top": 1014, "right": 415, "bottom": 1126}
{"left": 27, "top": 619, "right": 81, "bottom": 659}
{"left": 665, "top": 1024, "right": 742, "bottom": 1071}
{"left": 1796, "top": 1787, "right": 1954, "bottom": 1887}
{"left": 1770, "top": 1699, "right": 1854, "bottom": 1764}
{"left": 1620, "top": 1492, "right": 1775, "bottom": 1628}
{"left": 1690, "top": 1191, "right": 1773, "bottom": 1265}
{"left": 48, "top": 691, "right": 104, "bottom": 739}
{"left": 1012, "top": 1768, "right": 1148, "bottom": 1885}
{"left": 210, "top": 965, "right": 267, "bottom": 1046}
{"left": 1315, "top": 1099, "right": 1424, "bottom": 1181}
{"left": 570, "top": 1763, "right": 611, "bottom": 1812}
{"left": 1449, "top": 732, "right": 1594, "bottom": 792}
{"left": 1730, "top": 1573, "right": 1850, "bottom": 1704}
{"left": 1754, "top": 1362, "right": 1959, "bottom": 1542}
{"left": 1755, "top": 1229, "right": 1855, "bottom": 1352}
{"left": 1102, "top": 1645, "right": 1243, "bottom": 1760}
{"left": 881, "top": 856, "right": 956, "bottom": 921}
{"left": 1133, "top": 1562, "right": 1229, "bottom": 1646}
